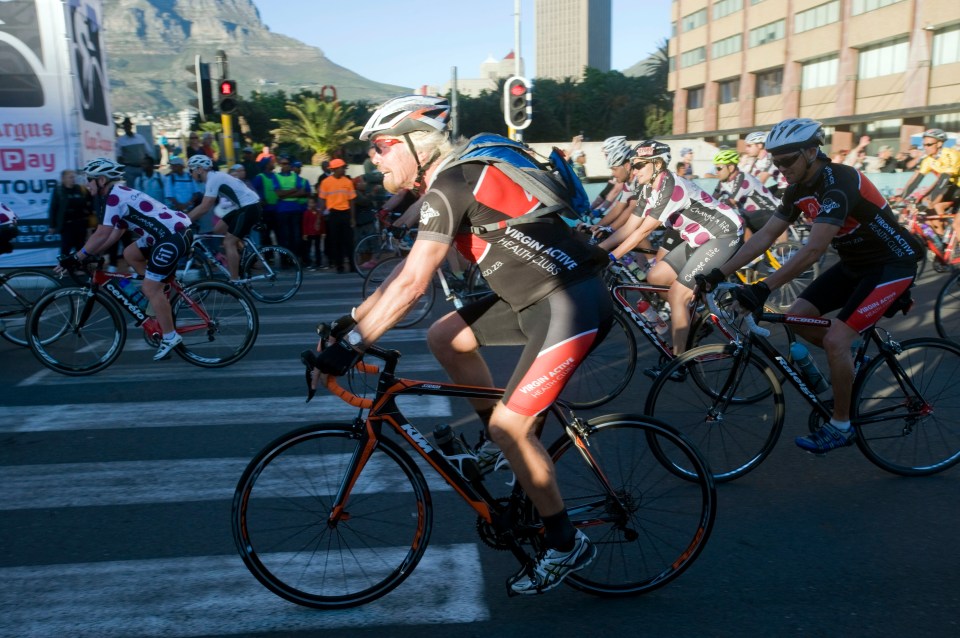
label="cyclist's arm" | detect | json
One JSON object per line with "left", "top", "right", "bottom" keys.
{"left": 187, "top": 195, "right": 217, "bottom": 222}
{"left": 352, "top": 238, "right": 449, "bottom": 345}
{"left": 718, "top": 215, "right": 791, "bottom": 277}
{"left": 599, "top": 213, "right": 657, "bottom": 259}
{"left": 761, "top": 222, "right": 836, "bottom": 292}
{"left": 78, "top": 224, "right": 124, "bottom": 257}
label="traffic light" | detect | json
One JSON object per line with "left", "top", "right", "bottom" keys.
{"left": 503, "top": 76, "right": 532, "bottom": 131}
{"left": 218, "top": 79, "right": 238, "bottom": 114}
{"left": 186, "top": 55, "right": 213, "bottom": 122}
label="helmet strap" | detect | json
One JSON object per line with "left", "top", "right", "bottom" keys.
{"left": 404, "top": 133, "right": 441, "bottom": 193}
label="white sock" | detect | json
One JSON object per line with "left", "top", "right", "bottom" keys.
{"left": 830, "top": 419, "right": 851, "bottom": 431}
{"left": 163, "top": 331, "right": 178, "bottom": 341}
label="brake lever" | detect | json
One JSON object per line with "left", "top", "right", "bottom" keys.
{"left": 301, "top": 349, "right": 319, "bottom": 402}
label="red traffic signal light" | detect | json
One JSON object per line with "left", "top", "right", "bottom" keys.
{"left": 503, "top": 76, "right": 532, "bottom": 131}
{"left": 218, "top": 80, "right": 238, "bottom": 115}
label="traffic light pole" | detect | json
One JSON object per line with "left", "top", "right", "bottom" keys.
{"left": 221, "top": 113, "right": 236, "bottom": 166}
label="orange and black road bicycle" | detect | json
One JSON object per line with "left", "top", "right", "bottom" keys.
{"left": 230, "top": 326, "right": 717, "bottom": 609}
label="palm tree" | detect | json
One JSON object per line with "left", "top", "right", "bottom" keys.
{"left": 271, "top": 97, "right": 362, "bottom": 164}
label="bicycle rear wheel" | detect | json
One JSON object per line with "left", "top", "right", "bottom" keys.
{"left": 934, "top": 270, "right": 960, "bottom": 341}
{"left": 559, "top": 311, "right": 637, "bottom": 409}
{"left": 232, "top": 424, "right": 433, "bottom": 609}
{"left": 541, "top": 414, "right": 716, "bottom": 596}
{"left": 172, "top": 281, "right": 259, "bottom": 367}
{"left": 0, "top": 270, "right": 60, "bottom": 346}
{"left": 765, "top": 241, "right": 820, "bottom": 312}
{"left": 27, "top": 287, "right": 126, "bottom": 375}
{"left": 853, "top": 337, "right": 960, "bottom": 475}
{"left": 241, "top": 245, "right": 302, "bottom": 303}
{"left": 644, "top": 343, "right": 785, "bottom": 482}
{"left": 362, "top": 257, "right": 436, "bottom": 328}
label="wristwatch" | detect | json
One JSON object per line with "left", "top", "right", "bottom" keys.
{"left": 345, "top": 329, "right": 364, "bottom": 351}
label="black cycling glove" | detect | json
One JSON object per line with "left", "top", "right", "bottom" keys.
{"left": 696, "top": 268, "right": 727, "bottom": 292}
{"left": 315, "top": 339, "right": 362, "bottom": 376}
{"left": 329, "top": 313, "right": 356, "bottom": 340}
{"left": 734, "top": 281, "right": 770, "bottom": 312}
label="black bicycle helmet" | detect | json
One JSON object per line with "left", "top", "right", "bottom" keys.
{"left": 766, "top": 118, "right": 825, "bottom": 154}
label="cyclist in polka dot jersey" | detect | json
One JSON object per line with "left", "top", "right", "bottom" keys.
{"left": 599, "top": 140, "right": 743, "bottom": 356}
{"left": 69, "top": 158, "right": 192, "bottom": 360}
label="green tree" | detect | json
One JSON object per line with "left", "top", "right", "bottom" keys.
{"left": 271, "top": 96, "right": 362, "bottom": 165}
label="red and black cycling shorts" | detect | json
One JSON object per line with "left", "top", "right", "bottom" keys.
{"left": 799, "top": 261, "right": 917, "bottom": 333}
{"left": 457, "top": 276, "right": 613, "bottom": 416}
{"left": 221, "top": 202, "right": 262, "bottom": 239}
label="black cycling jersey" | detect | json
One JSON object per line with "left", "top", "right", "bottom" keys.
{"left": 417, "top": 162, "right": 606, "bottom": 310}
{"left": 775, "top": 162, "right": 920, "bottom": 269}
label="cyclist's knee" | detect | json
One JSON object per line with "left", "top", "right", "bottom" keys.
{"left": 427, "top": 313, "right": 478, "bottom": 357}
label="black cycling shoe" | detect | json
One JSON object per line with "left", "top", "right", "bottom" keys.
{"left": 643, "top": 364, "right": 687, "bottom": 382}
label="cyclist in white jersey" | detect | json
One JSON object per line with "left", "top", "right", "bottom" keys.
{"left": 186, "top": 155, "right": 263, "bottom": 280}
{"left": 599, "top": 140, "right": 744, "bottom": 356}
{"left": 0, "top": 202, "right": 18, "bottom": 255}
{"left": 68, "top": 158, "right": 193, "bottom": 360}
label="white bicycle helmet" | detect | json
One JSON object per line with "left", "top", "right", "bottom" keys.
{"left": 745, "top": 131, "right": 768, "bottom": 145}
{"left": 922, "top": 128, "right": 948, "bottom": 142}
{"left": 601, "top": 135, "right": 628, "bottom": 156}
{"left": 187, "top": 154, "right": 214, "bottom": 170}
{"left": 359, "top": 95, "right": 450, "bottom": 141}
{"left": 81, "top": 157, "right": 124, "bottom": 180}
{"left": 605, "top": 142, "right": 635, "bottom": 168}
{"left": 766, "top": 118, "right": 825, "bottom": 154}
{"left": 632, "top": 140, "right": 672, "bottom": 166}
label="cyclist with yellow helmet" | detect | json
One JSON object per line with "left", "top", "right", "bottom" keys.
{"left": 712, "top": 149, "right": 781, "bottom": 240}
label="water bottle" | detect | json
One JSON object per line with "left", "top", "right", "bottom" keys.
{"left": 921, "top": 224, "right": 944, "bottom": 250}
{"left": 432, "top": 424, "right": 481, "bottom": 482}
{"left": 637, "top": 300, "right": 669, "bottom": 336}
{"left": 118, "top": 277, "right": 149, "bottom": 312}
{"left": 789, "top": 342, "right": 829, "bottom": 394}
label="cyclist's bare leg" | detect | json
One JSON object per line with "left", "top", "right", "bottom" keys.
{"left": 645, "top": 259, "right": 675, "bottom": 301}
{"left": 427, "top": 310, "right": 497, "bottom": 416}
{"left": 668, "top": 280, "right": 694, "bottom": 355}
{"left": 215, "top": 219, "right": 242, "bottom": 280}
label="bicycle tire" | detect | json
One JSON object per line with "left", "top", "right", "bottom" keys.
{"left": 241, "top": 245, "right": 303, "bottom": 303}
{"left": 852, "top": 337, "right": 960, "bottom": 476}
{"left": 362, "top": 257, "right": 436, "bottom": 328}
{"left": 232, "top": 424, "right": 433, "bottom": 609}
{"left": 934, "top": 269, "right": 960, "bottom": 342}
{"left": 0, "top": 270, "right": 61, "bottom": 346}
{"left": 353, "top": 232, "right": 398, "bottom": 277}
{"left": 766, "top": 241, "right": 820, "bottom": 312}
{"left": 178, "top": 248, "right": 216, "bottom": 285}
{"left": 172, "top": 281, "right": 259, "bottom": 367}
{"left": 27, "top": 287, "right": 126, "bottom": 375}
{"left": 536, "top": 414, "right": 716, "bottom": 596}
{"left": 644, "top": 343, "right": 785, "bottom": 482}
{"left": 559, "top": 310, "right": 637, "bottom": 409}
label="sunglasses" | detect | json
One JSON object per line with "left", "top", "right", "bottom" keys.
{"left": 372, "top": 138, "right": 404, "bottom": 154}
{"left": 923, "top": 142, "right": 938, "bottom": 147}
{"left": 771, "top": 151, "right": 804, "bottom": 169}
{"left": 630, "top": 161, "right": 651, "bottom": 170}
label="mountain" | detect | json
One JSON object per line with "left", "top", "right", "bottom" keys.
{"left": 101, "top": 0, "right": 409, "bottom": 114}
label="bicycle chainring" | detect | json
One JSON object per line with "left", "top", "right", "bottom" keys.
{"left": 476, "top": 499, "right": 516, "bottom": 550}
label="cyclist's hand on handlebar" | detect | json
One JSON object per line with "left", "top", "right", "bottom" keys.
{"left": 312, "top": 340, "right": 361, "bottom": 377}
{"left": 695, "top": 268, "right": 727, "bottom": 292}
{"left": 733, "top": 281, "right": 770, "bottom": 313}
{"left": 329, "top": 313, "right": 356, "bottom": 340}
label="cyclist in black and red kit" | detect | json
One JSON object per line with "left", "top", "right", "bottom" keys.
{"left": 307, "top": 96, "right": 611, "bottom": 595}
{"left": 701, "top": 118, "right": 921, "bottom": 454}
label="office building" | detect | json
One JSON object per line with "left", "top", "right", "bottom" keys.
{"left": 668, "top": 0, "right": 960, "bottom": 151}
{"left": 535, "top": 0, "right": 612, "bottom": 80}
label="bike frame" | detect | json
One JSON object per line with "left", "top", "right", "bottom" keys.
{"left": 185, "top": 231, "right": 277, "bottom": 283}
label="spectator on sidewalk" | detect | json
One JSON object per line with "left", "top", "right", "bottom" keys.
{"left": 115, "top": 116, "right": 152, "bottom": 184}
{"left": 301, "top": 195, "right": 325, "bottom": 270}
{"left": 317, "top": 158, "right": 356, "bottom": 273}
{"left": 133, "top": 157, "right": 165, "bottom": 202}
{"left": 47, "top": 169, "right": 93, "bottom": 255}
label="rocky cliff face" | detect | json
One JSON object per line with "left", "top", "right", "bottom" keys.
{"left": 102, "top": 0, "right": 407, "bottom": 113}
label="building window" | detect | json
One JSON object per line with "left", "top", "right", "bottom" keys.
{"left": 687, "top": 86, "right": 704, "bottom": 109}
{"left": 671, "top": 21, "right": 677, "bottom": 37}
{"left": 749, "top": 20, "right": 785, "bottom": 48}
{"left": 681, "top": 9, "right": 706, "bottom": 32}
{"left": 713, "top": 0, "right": 743, "bottom": 20}
{"left": 852, "top": 0, "right": 906, "bottom": 15}
{"left": 718, "top": 78, "right": 740, "bottom": 104}
{"left": 933, "top": 25, "right": 960, "bottom": 67}
{"left": 669, "top": 55, "right": 676, "bottom": 73}
{"left": 858, "top": 38, "right": 909, "bottom": 79}
{"left": 756, "top": 67, "right": 783, "bottom": 97}
{"left": 795, "top": 0, "right": 840, "bottom": 34}
{"left": 751, "top": 0, "right": 767, "bottom": 4}
{"left": 801, "top": 55, "right": 839, "bottom": 89}
{"left": 712, "top": 34, "right": 743, "bottom": 59}
{"left": 680, "top": 47, "right": 706, "bottom": 68}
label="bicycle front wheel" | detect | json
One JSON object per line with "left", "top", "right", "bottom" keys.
{"left": 853, "top": 338, "right": 960, "bottom": 476}
{"left": 232, "top": 424, "right": 433, "bottom": 609}
{"left": 0, "top": 270, "right": 60, "bottom": 346}
{"left": 353, "top": 233, "right": 396, "bottom": 276}
{"left": 644, "top": 344, "right": 785, "bottom": 482}
{"left": 363, "top": 257, "right": 435, "bottom": 328}
{"left": 559, "top": 311, "right": 637, "bottom": 409}
{"left": 241, "top": 245, "right": 302, "bottom": 303}
{"left": 934, "top": 270, "right": 960, "bottom": 341}
{"left": 765, "top": 241, "right": 820, "bottom": 312}
{"left": 27, "top": 287, "right": 126, "bottom": 375}
{"left": 172, "top": 281, "right": 258, "bottom": 367}
{"left": 541, "top": 414, "right": 716, "bottom": 596}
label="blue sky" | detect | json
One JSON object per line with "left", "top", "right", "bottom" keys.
{"left": 251, "top": 0, "right": 672, "bottom": 89}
